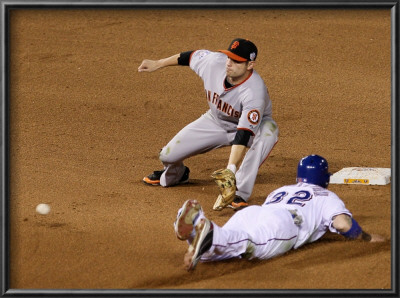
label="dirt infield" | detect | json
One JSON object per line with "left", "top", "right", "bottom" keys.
{"left": 8, "top": 8, "right": 391, "bottom": 291}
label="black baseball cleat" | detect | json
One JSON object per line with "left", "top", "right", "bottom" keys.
{"left": 142, "top": 166, "right": 190, "bottom": 186}
{"left": 142, "top": 170, "right": 164, "bottom": 185}
{"left": 186, "top": 218, "right": 213, "bottom": 271}
{"left": 179, "top": 166, "right": 190, "bottom": 184}
{"left": 228, "top": 195, "right": 249, "bottom": 211}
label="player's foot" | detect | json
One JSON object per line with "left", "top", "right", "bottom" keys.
{"left": 185, "top": 218, "right": 213, "bottom": 271}
{"left": 142, "top": 167, "right": 190, "bottom": 186}
{"left": 228, "top": 195, "right": 249, "bottom": 211}
{"left": 142, "top": 170, "right": 165, "bottom": 185}
{"left": 179, "top": 166, "right": 190, "bottom": 184}
{"left": 174, "top": 199, "right": 203, "bottom": 241}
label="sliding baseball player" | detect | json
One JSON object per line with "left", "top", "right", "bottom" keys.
{"left": 173, "top": 155, "right": 385, "bottom": 270}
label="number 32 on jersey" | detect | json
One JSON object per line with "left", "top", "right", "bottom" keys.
{"left": 264, "top": 190, "right": 313, "bottom": 207}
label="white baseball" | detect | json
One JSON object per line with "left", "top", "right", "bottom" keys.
{"left": 36, "top": 203, "right": 50, "bottom": 215}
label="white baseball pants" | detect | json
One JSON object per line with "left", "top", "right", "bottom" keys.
{"left": 200, "top": 206, "right": 299, "bottom": 262}
{"left": 158, "top": 110, "right": 279, "bottom": 200}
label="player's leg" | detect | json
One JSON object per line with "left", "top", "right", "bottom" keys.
{"left": 234, "top": 119, "right": 279, "bottom": 202}
{"left": 218, "top": 206, "right": 298, "bottom": 260}
{"left": 175, "top": 200, "right": 254, "bottom": 269}
{"left": 198, "top": 206, "right": 263, "bottom": 263}
{"left": 180, "top": 205, "right": 298, "bottom": 269}
{"left": 247, "top": 207, "right": 299, "bottom": 260}
{"left": 158, "top": 111, "right": 232, "bottom": 187}
{"left": 183, "top": 216, "right": 252, "bottom": 269}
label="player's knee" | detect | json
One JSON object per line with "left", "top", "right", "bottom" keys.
{"left": 159, "top": 150, "right": 168, "bottom": 163}
{"left": 264, "top": 121, "right": 279, "bottom": 137}
{"left": 159, "top": 147, "right": 178, "bottom": 164}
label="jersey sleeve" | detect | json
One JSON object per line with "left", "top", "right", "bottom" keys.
{"left": 237, "top": 85, "right": 268, "bottom": 135}
{"left": 189, "top": 50, "right": 213, "bottom": 78}
{"left": 322, "top": 193, "right": 353, "bottom": 234}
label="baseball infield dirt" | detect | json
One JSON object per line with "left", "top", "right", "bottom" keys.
{"left": 7, "top": 7, "right": 391, "bottom": 291}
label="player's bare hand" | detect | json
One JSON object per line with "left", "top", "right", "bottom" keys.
{"left": 369, "top": 234, "right": 386, "bottom": 242}
{"left": 138, "top": 59, "right": 159, "bottom": 72}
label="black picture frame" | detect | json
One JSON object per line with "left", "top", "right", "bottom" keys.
{"left": 1, "top": 0, "right": 398, "bottom": 297}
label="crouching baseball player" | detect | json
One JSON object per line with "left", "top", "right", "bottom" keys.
{"left": 138, "top": 38, "right": 278, "bottom": 210}
{"left": 173, "top": 155, "right": 386, "bottom": 271}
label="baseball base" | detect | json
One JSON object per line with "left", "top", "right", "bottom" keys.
{"left": 330, "top": 167, "right": 391, "bottom": 185}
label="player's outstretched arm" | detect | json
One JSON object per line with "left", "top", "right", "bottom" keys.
{"left": 138, "top": 53, "right": 180, "bottom": 72}
{"left": 227, "top": 144, "right": 247, "bottom": 172}
{"left": 332, "top": 214, "right": 385, "bottom": 242}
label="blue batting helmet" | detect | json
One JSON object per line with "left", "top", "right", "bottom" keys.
{"left": 296, "top": 155, "right": 331, "bottom": 188}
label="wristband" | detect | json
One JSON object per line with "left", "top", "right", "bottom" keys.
{"left": 340, "top": 218, "right": 362, "bottom": 239}
{"left": 227, "top": 164, "right": 237, "bottom": 174}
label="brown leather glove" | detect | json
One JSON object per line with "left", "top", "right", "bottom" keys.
{"left": 211, "top": 168, "right": 236, "bottom": 211}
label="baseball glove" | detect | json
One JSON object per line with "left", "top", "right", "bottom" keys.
{"left": 211, "top": 168, "right": 236, "bottom": 211}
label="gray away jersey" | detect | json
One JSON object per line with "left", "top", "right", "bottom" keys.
{"left": 190, "top": 50, "right": 273, "bottom": 133}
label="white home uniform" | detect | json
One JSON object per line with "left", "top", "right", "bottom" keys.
{"left": 198, "top": 182, "right": 351, "bottom": 262}
{"left": 159, "top": 50, "right": 278, "bottom": 200}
